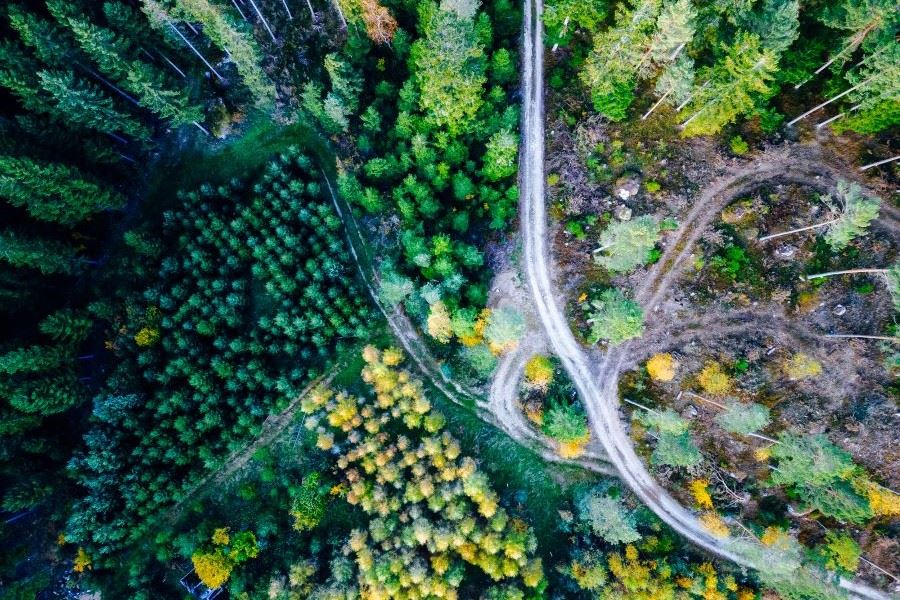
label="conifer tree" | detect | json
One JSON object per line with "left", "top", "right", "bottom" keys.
{"left": 679, "top": 32, "right": 777, "bottom": 136}
{"left": 37, "top": 70, "right": 151, "bottom": 140}
{"left": 39, "top": 310, "right": 93, "bottom": 344}
{"left": 0, "top": 344, "right": 69, "bottom": 375}
{"left": 411, "top": 0, "right": 487, "bottom": 134}
{"left": 0, "top": 155, "right": 127, "bottom": 225}
{"left": 742, "top": 0, "right": 799, "bottom": 54}
{"left": 46, "top": 0, "right": 203, "bottom": 127}
{"left": 142, "top": 0, "right": 276, "bottom": 109}
{"left": 0, "top": 230, "right": 78, "bottom": 275}
{"left": 834, "top": 43, "right": 900, "bottom": 134}
{"left": 8, "top": 374, "right": 83, "bottom": 415}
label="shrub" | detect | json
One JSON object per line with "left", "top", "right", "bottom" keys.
{"left": 782, "top": 352, "right": 822, "bottom": 380}
{"left": 646, "top": 353, "right": 677, "bottom": 382}
{"left": 524, "top": 355, "right": 554, "bottom": 390}
{"left": 729, "top": 135, "right": 749, "bottom": 155}
{"left": 716, "top": 401, "right": 770, "bottom": 435}
{"left": 698, "top": 362, "right": 731, "bottom": 395}
{"left": 586, "top": 289, "right": 644, "bottom": 345}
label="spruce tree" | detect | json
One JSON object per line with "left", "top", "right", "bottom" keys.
{"left": 679, "top": 32, "right": 777, "bottom": 136}
{"left": 0, "top": 155, "right": 127, "bottom": 225}
{"left": 0, "top": 229, "right": 77, "bottom": 274}
{"left": 39, "top": 309, "right": 93, "bottom": 344}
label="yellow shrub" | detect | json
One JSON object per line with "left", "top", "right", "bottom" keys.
{"left": 73, "top": 547, "right": 92, "bottom": 573}
{"left": 646, "top": 353, "right": 677, "bottom": 382}
{"left": 690, "top": 479, "right": 714, "bottom": 510}
{"left": 427, "top": 302, "right": 453, "bottom": 343}
{"left": 782, "top": 352, "right": 822, "bottom": 380}
{"left": 524, "top": 355, "right": 554, "bottom": 390}
{"left": 192, "top": 551, "right": 233, "bottom": 589}
{"left": 867, "top": 483, "right": 900, "bottom": 517}
{"left": 698, "top": 362, "right": 731, "bottom": 395}
{"left": 753, "top": 446, "right": 772, "bottom": 462}
{"left": 134, "top": 326, "right": 160, "bottom": 347}
{"left": 698, "top": 513, "right": 729, "bottom": 539}
{"left": 211, "top": 527, "right": 230, "bottom": 546}
{"left": 558, "top": 438, "right": 589, "bottom": 459}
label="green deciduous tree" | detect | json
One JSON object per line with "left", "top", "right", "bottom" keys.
{"left": 576, "top": 488, "right": 641, "bottom": 544}
{"left": 482, "top": 129, "right": 518, "bottom": 181}
{"left": 715, "top": 401, "right": 770, "bottom": 435}
{"left": 593, "top": 215, "right": 660, "bottom": 273}
{"left": 586, "top": 289, "right": 644, "bottom": 345}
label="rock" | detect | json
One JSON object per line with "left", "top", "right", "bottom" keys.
{"left": 615, "top": 204, "right": 633, "bottom": 221}
{"left": 615, "top": 175, "right": 640, "bottom": 200}
{"left": 685, "top": 405, "right": 698, "bottom": 418}
{"left": 774, "top": 244, "right": 797, "bottom": 260}
{"left": 833, "top": 304, "right": 847, "bottom": 316}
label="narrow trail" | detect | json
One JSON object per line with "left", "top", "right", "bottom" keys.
{"left": 322, "top": 170, "right": 614, "bottom": 472}
{"left": 517, "top": 0, "right": 892, "bottom": 596}
{"left": 160, "top": 364, "right": 342, "bottom": 528}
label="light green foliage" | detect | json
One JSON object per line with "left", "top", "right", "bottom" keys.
{"left": 411, "top": 0, "right": 486, "bottom": 134}
{"left": 482, "top": 129, "right": 519, "bottom": 181}
{"left": 769, "top": 433, "right": 872, "bottom": 523}
{"left": 648, "top": 0, "right": 696, "bottom": 64}
{"left": 823, "top": 181, "right": 880, "bottom": 250}
{"left": 643, "top": 408, "right": 689, "bottom": 434}
{"left": 580, "top": 0, "right": 661, "bottom": 119}
{"left": 461, "top": 343, "right": 498, "bottom": 377}
{"left": 818, "top": 532, "right": 860, "bottom": 575}
{"left": 379, "top": 266, "right": 415, "bottom": 308}
{"left": 729, "top": 135, "right": 749, "bottom": 155}
{"left": 37, "top": 70, "right": 151, "bottom": 140}
{"left": 290, "top": 473, "right": 328, "bottom": 532}
{"left": 484, "top": 307, "right": 526, "bottom": 351}
{"left": 543, "top": 0, "right": 607, "bottom": 49}
{"left": 576, "top": 488, "right": 641, "bottom": 544}
{"left": 45, "top": 0, "right": 202, "bottom": 127}
{"left": 680, "top": 33, "right": 777, "bottom": 136}
{"left": 0, "top": 230, "right": 77, "bottom": 274}
{"left": 818, "top": 0, "right": 898, "bottom": 72}
{"left": 652, "top": 429, "right": 702, "bottom": 467}
{"left": 586, "top": 289, "right": 645, "bottom": 345}
{"left": 834, "top": 44, "right": 900, "bottom": 134}
{"left": 594, "top": 216, "right": 661, "bottom": 273}
{"left": 148, "top": 0, "right": 276, "bottom": 108}
{"left": 654, "top": 54, "right": 695, "bottom": 107}
{"left": 886, "top": 263, "right": 900, "bottom": 312}
{"left": 715, "top": 401, "right": 770, "bottom": 435}
{"left": 0, "top": 155, "right": 126, "bottom": 225}
{"left": 542, "top": 401, "right": 590, "bottom": 443}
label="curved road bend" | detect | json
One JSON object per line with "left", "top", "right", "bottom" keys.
{"left": 518, "top": 0, "right": 891, "bottom": 597}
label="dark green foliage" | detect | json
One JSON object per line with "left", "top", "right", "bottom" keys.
{"left": 0, "top": 229, "right": 78, "bottom": 274}
{"left": 67, "top": 149, "right": 375, "bottom": 564}
{"left": 39, "top": 310, "right": 93, "bottom": 344}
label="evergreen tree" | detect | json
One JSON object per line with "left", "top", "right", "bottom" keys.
{"left": 679, "top": 32, "right": 777, "bottom": 136}
{"left": 39, "top": 309, "right": 93, "bottom": 344}
{"left": 411, "top": 0, "right": 487, "bottom": 134}
{"left": 143, "top": 0, "right": 276, "bottom": 109}
{"left": 37, "top": 70, "right": 151, "bottom": 140}
{"left": 742, "top": 0, "right": 799, "bottom": 54}
{"left": 648, "top": 0, "right": 696, "bottom": 65}
{"left": 580, "top": 0, "right": 661, "bottom": 120}
{"left": 0, "top": 344, "right": 69, "bottom": 375}
{"left": 0, "top": 229, "right": 77, "bottom": 275}
{"left": 8, "top": 374, "right": 83, "bottom": 415}
{"left": 594, "top": 216, "right": 661, "bottom": 274}
{"left": 834, "top": 43, "right": 900, "bottom": 135}
{"left": 0, "top": 155, "right": 127, "bottom": 225}
{"left": 47, "top": 0, "right": 203, "bottom": 127}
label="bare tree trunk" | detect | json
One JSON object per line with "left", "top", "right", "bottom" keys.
{"left": 787, "top": 77, "right": 873, "bottom": 127}
{"left": 192, "top": 121, "right": 211, "bottom": 136}
{"left": 824, "top": 334, "right": 899, "bottom": 342}
{"left": 804, "top": 267, "right": 887, "bottom": 281}
{"left": 166, "top": 20, "right": 225, "bottom": 81}
{"left": 230, "top": 0, "right": 248, "bottom": 20}
{"left": 247, "top": 0, "right": 277, "bottom": 41}
{"left": 330, "top": 0, "right": 347, "bottom": 28}
{"left": 281, "top": 0, "right": 294, "bottom": 20}
{"left": 860, "top": 155, "right": 900, "bottom": 171}
{"left": 757, "top": 219, "right": 837, "bottom": 243}
{"left": 642, "top": 87, "right": 672, "bottom": 120}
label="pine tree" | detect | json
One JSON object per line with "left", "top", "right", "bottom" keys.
{"left": 0, "top": 344, "right": 69, "bottom": 375}
{"left": 39, "top": 309, "right": 93, "bottom": 344}
{"left": 818, "top": 0, "right": 897, "bottom": 72}
{"left": 6, "top": 4, "right": 80, "bottom": 67}
{"left": 144, "top": 0, "right": 276, "bottom": 109}
{"left": 742, "top": 0, "right": 799, "bottom": 54}
{"left": 0, "top": 155, "right": 127, "bottom": 225}
{"left": 679, "top": 32, "right": 777, "bottom": 136}
{"left": 37, "top": 70, "right": 151, "bottom": 140}
{"left": 8, "top": 374, "right": 83, "bottom": 415}
{"left": 593, "top": 216, "right": 661, "bottom": 274}
{"left": 46, "top": 0, "right": 203, "bottom": 127}
{"left": 580, "top": 0, "right": 661, "bottom": 120}
{"left": 834, "top": 43, "right": 900, "bottom": 135}
{"left": 647, "top": 0, "right": 696, "bottom": 66}
{"left": 0, "top": 40, "right": 46, "bottom": 111}
{"left": 0, "top": 229, "right": 77, "bottom": 274}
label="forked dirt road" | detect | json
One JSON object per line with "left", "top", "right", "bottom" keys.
{"left": 517, "top": 0, "right": 891, "bottom": 596}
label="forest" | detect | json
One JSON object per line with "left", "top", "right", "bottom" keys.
{"left": 0, "top": 0, "right": 896, "bottom": 598}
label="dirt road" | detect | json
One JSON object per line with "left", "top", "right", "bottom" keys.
{"left": 517, "top": 0, "right": 890, "bottom": 596}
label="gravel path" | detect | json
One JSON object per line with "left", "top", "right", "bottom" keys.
{"left": 517, "top": 0, "right": 891, "bottom": 596}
